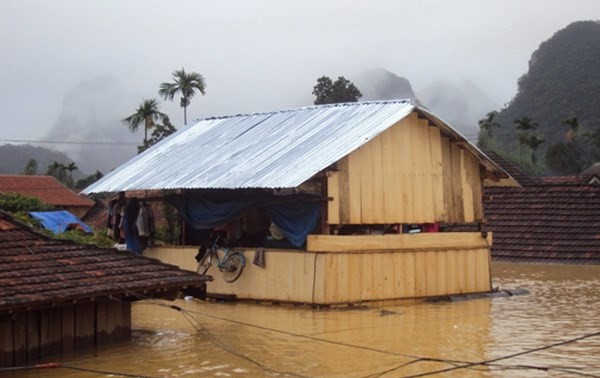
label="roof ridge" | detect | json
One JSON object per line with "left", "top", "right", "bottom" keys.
{"left": 195, "top": 99, "right": 416, "bottom": 123}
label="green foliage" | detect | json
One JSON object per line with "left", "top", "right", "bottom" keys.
{"left": 478, "top": 111, "right": 501, "bottom": 138}
{"left": 479, "top": 21, "right": 600, "bottom": 175}
{"left": 156, "top": 202, "right": 179, "bottom": 245}
{"left": 53, "top": 229, "right": 114, "bottom": 248}
{"left": 0, "top": 193, "right": 54, "bottom": 213}
{"left": 75, "top": 170, "right": 104, "bottom": 189}
{"left": 23, "top": 158, "right": 38, "bottom": 175}
{"left": 545, "top": 142, "right": 585, "bottom": 175}
{"left": 312, "top": 76, "right": 362, "bottom": 105}
{"left": 46, "top": 161, "right": 75, "bottom": 188}
{"left": 137, "top": 116, "right": 177, "bottom": 153}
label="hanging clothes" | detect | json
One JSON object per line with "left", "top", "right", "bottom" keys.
{"left": 136, "top": 202, "right": 156, "bottom": 249}
{"left": 122, "top": 198, "right": 142, "bottom": 255}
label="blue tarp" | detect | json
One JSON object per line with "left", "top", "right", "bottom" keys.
{"left": 264, "top": 202, "right": 321, "bottom": 248}
{"left": 29, "top": 210, "right": 93, "bottom": 234}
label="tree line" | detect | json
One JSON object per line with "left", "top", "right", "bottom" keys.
{"left": 478, "top": 111, "right": 600, "bottom": 175}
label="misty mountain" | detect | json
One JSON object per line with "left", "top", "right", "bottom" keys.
{"left": 0, "top": 144, "right": 74, "bottom": 175}
{"left": 356, "top": 68, "right": 415, "bottom": 101}
{"left": 356, "top": 68, "right": 497, "bottom": 137}
{"left": 417, "top": 80, "right": 499, "bottom": 137}
{"left": 43, "top": 76, "right": 142, "bottom": 174}
{"left": 489, "top": 21, "right": 600, "bottom": 161}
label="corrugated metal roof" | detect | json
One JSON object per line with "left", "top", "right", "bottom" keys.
{"left": 83, "top": 100, "right": 506, "bottom": 194}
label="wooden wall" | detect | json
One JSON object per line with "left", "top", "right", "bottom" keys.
{"left": 328, "top": 111, "right": 485, "bottom": 225}
{"left": 0, "top": 300, "right": 131, "bottom": 367}
{"left": 145, "top": 232, "right": 492, "bottom": 305}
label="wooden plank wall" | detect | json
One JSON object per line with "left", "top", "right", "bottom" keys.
{"left": 198, "top": 246, "right": 490, "bottom": 305}
{"left": 330, "top": 111, "right": 485, "bottom": 224}
{"left": 185, "top": 232, "right": 492, "bottom": 305}
{"left": 0, "top": 300, "right": 131, "bottom": 367}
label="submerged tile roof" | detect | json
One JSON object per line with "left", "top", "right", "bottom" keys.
{"left": 485, "top": 180, "right": 600, "bottom": 264}
{"left": 83, "top": 100, "right": 506, "bottom": 194}
{"left": 0, "top": 211, "right": 208, "bottom": 313}
{"left": 0, "top": 175, "right": 94, "bottom": 207}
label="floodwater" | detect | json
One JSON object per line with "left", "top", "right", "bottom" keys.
{"left": 4, "top": 263, "right": 599, "bottom": 377}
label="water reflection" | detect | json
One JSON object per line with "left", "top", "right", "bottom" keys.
{"left": 2, "top": 263, "right": 598, "bottom": 377}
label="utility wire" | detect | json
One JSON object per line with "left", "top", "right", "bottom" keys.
{"left": 21, "top": 246, "right": 600, "bottom": 378}
{"left": 397, "top": 331, "right": 600, "bottom": 378}
{"left": 23, "top": 245, "right": 303, "bottom": 377}
{"left": 0, "top": 138, "right": 137, "bottom": 146}
{"left": 0, "top": 363, "right": 157, "bottom": 377}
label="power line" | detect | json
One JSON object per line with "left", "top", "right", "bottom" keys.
{"left": 398, "top": 331, "right": 600, "bottom": 378}
{"left": 0, "top": 138, "right": 138, "bottom": 146}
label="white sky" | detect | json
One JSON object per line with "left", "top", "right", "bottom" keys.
{"left": 0, "top": 0, "right": 598, "bottom": 143}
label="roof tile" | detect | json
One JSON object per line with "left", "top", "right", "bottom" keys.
{"left": 0, "top": 211, "right": 208, "bottom": 313}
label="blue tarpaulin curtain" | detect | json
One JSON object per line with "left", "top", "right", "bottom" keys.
{"left": 169, "top": 193, "right": 322, "bottom": 248}
{"left": 264, "top": 201, "right": 321, "bottom": 248}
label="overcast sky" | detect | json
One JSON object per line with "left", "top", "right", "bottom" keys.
{"left": 0, "top": 1, "right": 599, "bottom": 171}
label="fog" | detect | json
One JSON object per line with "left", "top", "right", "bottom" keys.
{"left": 1, "top": 1, "right": 598, "bottom": 174}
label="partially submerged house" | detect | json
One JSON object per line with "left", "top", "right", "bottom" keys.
{"left": 83, "top": 100, "right": 508, "bottom": 305}
{"left": 0, "top": 210, "right": 208, "bottom": 367}
{"left": 0, "top": 175, "right": 94, "bottom": 218}
{"left": 485, "top": 173, "right": 600, "bottom": 264}
{"left": 475, "top": 151, "right": 600, "bottom": 264}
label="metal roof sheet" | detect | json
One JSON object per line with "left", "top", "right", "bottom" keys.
{"left": 82, "top": 100, "right": 506, "bottom": 194}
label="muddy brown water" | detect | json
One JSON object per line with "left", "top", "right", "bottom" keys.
{"left": 3, "top": 263, "right": 599, "bottom": 377}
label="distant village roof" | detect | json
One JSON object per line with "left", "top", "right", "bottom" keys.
{"left": 0, "top": 210, "right": 208, "bottom": 313}
{"left": 482, "top": 149, "right": 536, "bottom": 187}
{"left": 485, "top": 179, "right": 600, "bottom": 264}
{"left": 83, "top": 100, "right": 507, "bottom": 194}
{"left": 0, "top": 175, "right": 94, "bottom": 207}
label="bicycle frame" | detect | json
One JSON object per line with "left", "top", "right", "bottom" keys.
{"left": 198, "top": 234, "right": 246, "bottom": 283}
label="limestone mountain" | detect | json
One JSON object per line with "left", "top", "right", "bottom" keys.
{"left": 0, "top": 144, "right": 75, "bottom": 176}
{"left": 356, "top": 68, "right": 415, "bottom": 101}
{"left": 484, "top": 21, "right": 600, "bottom": 172}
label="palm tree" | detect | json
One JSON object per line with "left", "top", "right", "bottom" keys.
{"left": 514, "top": 116, "right": 538, "bottom": 133}
{"left": 122, "top": 98, "right": 166, "bottom": 144}
{"left": 65, "top": 162, "right": 78, "bottom": 180}
{"left": 159, "top": 68, "right": 206, "bottom": 125}
{"left": 563, "top": 115, "right": 579, "bottom": 143}
{"left": 478, "top": 111, "right": 501, "bottom": 137}
{"left": 526, "top": 135, "right": 545, "bottom": 166}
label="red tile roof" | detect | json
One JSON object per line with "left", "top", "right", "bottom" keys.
{"left": 0, "top": 175, "right": 94, "bottom": 207}
{"left": 0, "top": 210, "right": 208, "bottom": 313}
{"left": 485, "top": 181, "right": 600, "bottom": 264}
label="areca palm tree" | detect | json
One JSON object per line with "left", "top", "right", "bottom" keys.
{"left": 65, "top": 162, "right": 78, "bottom": 180}
{"left": 159, "top": 68, "right": 206, "bottom": 125}
{"left": 478, "top": 111, "right": 501, "bottom": 137}
{"left": 563, "top": 115, "right": 579, "bottom": 143}
{"left": 122, "top": 98, "right": 166, "bottom": 143}
{"left": 514, "top": 116, "right": 538, "bottom": 132}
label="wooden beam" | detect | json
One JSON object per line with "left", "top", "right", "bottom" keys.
{"left": 0, "top": 315, "right": 13, "bottom": 367}
{"left": 306, "top": 232, "right": 490, "bottom": 252}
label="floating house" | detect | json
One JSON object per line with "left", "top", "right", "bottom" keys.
{"left": 83, "top": 100, "right": 507, "bottom": 305}
{"left": 0, "top": 210, "right": 208, "bottom": 367}
{"left": 0, "top": 175, "right": 94, "bottom": 218}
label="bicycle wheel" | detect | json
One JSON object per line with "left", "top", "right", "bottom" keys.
{"left": 197, "top": 250, "right": 213, "bottom": 275}
{"left": 221, "top": 252, "right": 245, "bottom": 283}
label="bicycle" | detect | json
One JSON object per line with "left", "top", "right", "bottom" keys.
{"left": 196, "top": 233, "right": 246, "bottom": 283}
